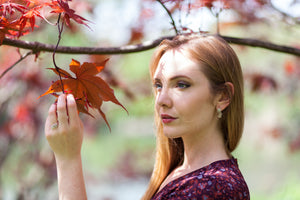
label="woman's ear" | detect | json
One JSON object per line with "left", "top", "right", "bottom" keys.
{"left": 215, "top": 82, "right": 234, "bottom": 111}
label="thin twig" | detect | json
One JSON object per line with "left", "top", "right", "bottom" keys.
{"left": 269, "top": 2, "right": 300, "bottom": 25}
{"left": 216, "top": 12, "right": 220, "bottom": 35}
{"left": 156, "top": 0, "right": 179, "bottom": 35}
{"left": 53, "top": 14, "right": 65, "bottom": 93}
{"left": 0, "top": 51, "right": 34, "bottom": 79}
{"left": 210, "top": 6, "right": 222, "bottom": 35}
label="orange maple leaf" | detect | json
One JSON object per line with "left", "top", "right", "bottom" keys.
{"left": 40, "top": 59, "right": 127, "bottom": 130}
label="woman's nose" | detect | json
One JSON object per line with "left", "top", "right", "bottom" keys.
{"left": 156, "top": 88, "right": 172, "bottom": 108}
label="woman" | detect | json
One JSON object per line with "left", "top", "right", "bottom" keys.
{"left": 45, "top": 34, "right": 250, "bottom": 200}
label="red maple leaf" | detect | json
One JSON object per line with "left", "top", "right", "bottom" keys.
{"left": 0, "top": 1, "right": 41, "bottom": 42}
{"left": 0, "top": 2, "right": 27, "bottom": 16}
{"left": 46, "top": 0, "right": 90, "bottom": 27}
{"left": 0, "top": 16, "right": 24, "bottom": 44}
{"left": 18, "top": 5, "right": 43, "bottom": 32}
{"left": 39, "top": 59, "right": 127, "bottom": 130}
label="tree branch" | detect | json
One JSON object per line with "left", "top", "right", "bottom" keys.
{"left": 2, "top": 35, "right": 300, "bottom": 57}
{"left": 221, "top": 35, "right": 300, "bottom": 56}
{"left": 0, "top": 51, "right": 34, "bottom": 79}
{"left": 1, "top": 36, "right": 174, "bottom": 54}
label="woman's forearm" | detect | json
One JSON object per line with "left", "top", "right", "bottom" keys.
{"left": 55, "top": 155, "right": 87, "bottom": 200}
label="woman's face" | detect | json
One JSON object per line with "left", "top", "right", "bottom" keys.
{"left": 153, "top": 50, "right": 218, "bottom": 139}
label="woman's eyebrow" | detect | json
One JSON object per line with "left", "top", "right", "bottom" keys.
{"left": 153, "top": 78, "right": 161, "bottom": 83}
{"left": 169, "top": 75, "right": 191, "bottom": 81}
{"left": 153, "top": 75, "right": 191, "bottom": 83}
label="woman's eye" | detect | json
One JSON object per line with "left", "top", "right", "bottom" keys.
{"left": 177, "top": 82, "right": 190, "bottom": 89}
{"left": 153, "top": 83, "right": 162, "bottom": 90}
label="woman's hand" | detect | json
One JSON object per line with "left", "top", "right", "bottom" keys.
{"left": 45, "top": 94, "right": 83, "bottom": 161}
{"left": 45, "top": 94, "right": 87, "bottom": 199}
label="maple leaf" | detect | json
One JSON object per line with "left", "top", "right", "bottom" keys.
{"left": 46, "top": 0, "right": 90, "bottom": 28}
{"left": 0, "top": 16, "right": 23, "bottom": 43}
{"left": 19, "top": 5, "right": 43, "bottom": 32}
{"left": 39, "top": 59, "right": 127, "bottom": 130}
{"left": 0, "top": 2, "right": 27, "bottom": 16}
{"left": 0, "top": 1, "right": 39, "bottom": 41}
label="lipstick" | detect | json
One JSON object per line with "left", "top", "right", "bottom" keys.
{"left": 161, "top": 114, "right": 177, "bottom": 124}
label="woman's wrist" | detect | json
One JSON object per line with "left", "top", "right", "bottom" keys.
{"left": 54, "top": 153, "right": 82, "bottom": 167}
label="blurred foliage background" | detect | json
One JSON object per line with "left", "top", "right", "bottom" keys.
{"left": 0, "top": 0, "right": 300, "bottom": 199}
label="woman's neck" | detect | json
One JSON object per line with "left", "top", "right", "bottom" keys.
{"left": 157, "top": 127, "right": 230, "bottom": 193}
{"left": 180, "top": 128, "right": 229, "bottom": 172}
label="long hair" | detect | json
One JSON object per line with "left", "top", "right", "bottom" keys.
{"left": 142, "top": 34, "right": 244, "bottom": 200}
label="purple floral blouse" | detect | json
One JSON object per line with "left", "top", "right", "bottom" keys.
{"left": 151, "top": 158, "right": 250, "bottom": 200}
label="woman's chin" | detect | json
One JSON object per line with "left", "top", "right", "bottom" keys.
{"left": 163, "top": 128, "right": 182, "bottom": 139}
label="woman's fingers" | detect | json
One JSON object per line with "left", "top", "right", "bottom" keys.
{"left": 45, "top": 94, "right": 83, "bottom": 160}
{"left": 57, "top": 94, "right": 69, "bottom": 131}
{"left": 45, "top": 103, "right": 58, "bottom": 135}
{"left": 66, "top": 94, "right": 79, "bottom": 127}
{"left": 46, "top": 94, "right": 80, "bottom": 132}
{"left": 45, "top": 93, "right": 81, "bottom": 133}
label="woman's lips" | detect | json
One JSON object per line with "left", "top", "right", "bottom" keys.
{"left": 161, "top": 114, "right": 177, "bottom": 124}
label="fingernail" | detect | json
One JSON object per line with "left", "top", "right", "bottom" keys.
{"left": 67, "top": 94, "right": 75, "bottom": 102}
{"left": 58, "top": 94, "right": 65, "bottom": 99}
{"left": 50, "top": 103, "right": 56, "bottom": 109}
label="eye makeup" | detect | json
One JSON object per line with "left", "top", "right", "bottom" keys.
{"left": 176, "top": 81, "right": 191, "bottom": 89}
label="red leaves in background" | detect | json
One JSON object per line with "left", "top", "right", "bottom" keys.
{"left": 39, "top": 59, "right": 127, "bottom": 130}
{"left": 290, "top": 133, "right": 300, "bottom": 153}
{"left": 129, "top": 27, "right": 144, "bottom": 44}
{"left": 197, "top": 0, "right": 217, "bottom": 8}
{"left": 246, "top": 73, "right": 278, "bottom": 92}
{"left": 1, "top": 0, "right": 40, "bottom": 41}
{"left": 285, "top": 61, "right": 295, "bottom": 75}
{"left": 284, "top": 60, "right": 300, "bottom": 76}
{"left": 160, "top": 0, "right": 230, "bottom": 10}
{"left": 0, "top": 0, "right": 90, "bottom": 44}
{"left": 0, "top": 17, "right": 19, "bottom": 44}
{"left": 195, "top": 0, "right": 266, "bottom": 9}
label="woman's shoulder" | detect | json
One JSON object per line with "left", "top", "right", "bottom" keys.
{"left": 152, "top": 158, "right": 250, "bottom": 200}
{"left": 201, "top": 157, "right": 246, "bottom": 180}
{"left": 190, "top": 157, "right": 250, "bottom": 198}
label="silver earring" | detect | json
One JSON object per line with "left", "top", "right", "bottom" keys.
{"left": 217, "top": 108, "right": 222, "bottom": 119}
